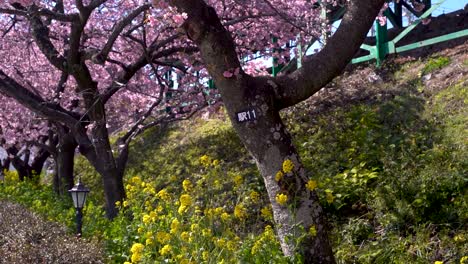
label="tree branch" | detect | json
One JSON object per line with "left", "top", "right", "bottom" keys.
{"left": 274, "top": 0, "right": 386, "bottom": 109}
{"left": 167, "top": 0, "right": 242, "bottom": 86}
{"left": 0, "top": 70, "right": 78, "bottom": 128}
{"left": 27, "top": 6, "right": 68, "bottom": 71}
{"left": 0, "top": 7, "right": 77, "bottom": 22}
{"left": 93, "top": 4, "right": 151, "bottom": 64}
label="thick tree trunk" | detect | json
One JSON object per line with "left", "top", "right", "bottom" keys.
{"left": 100, "top": 167, "right": 125, "bottom": 218}
{"left": 31, "top": 148, "right": 52, "bottom": 177}
{"left": 95, "top": 125, "right": 126, "bottom": 219}
{"left": 167, "top": 0, "right": 385, "bottom": 260}
{"left": 80, "top": 142, "right": 125, "bottom": 219}
{"left": 9, "top": 149, "right": 29, "bottom": 181}
{"left": 0, "top": 158, "right": 10, "bottom": 178}
{"left": 221, "top": 78, "right": 334, "bottom": 263}
{"left": 7, "top": 146, "right": 51, "bottom": 181}
{"left": 54, "top": 133, "right": 76, "bottom": 195}
{"left": 80, "top": 120, "right": 126, "bottom": 219}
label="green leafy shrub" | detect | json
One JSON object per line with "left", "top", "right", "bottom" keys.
{"left": 2, "top": 54, "right": 467, "bottom": 264}
{"left": 421, "top": 56, "right": 451, "bottom": 75}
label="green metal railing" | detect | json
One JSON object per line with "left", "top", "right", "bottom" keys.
{"left": 351, "top": 0, "right": 468, "bottom": 66}
{"left": 168, "top": 0, "right": 467, "bottom": 99}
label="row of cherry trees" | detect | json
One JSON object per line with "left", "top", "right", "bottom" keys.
{"left": 0, "top": 0, "right": 330, "bottom": 217}
{"left": 1, "top": 0, "right": 429, "bottom": 262}
{"left": 0, "top": 0, "right": 219, "bottom": 217}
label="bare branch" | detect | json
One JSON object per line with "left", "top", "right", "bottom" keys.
{"left": 0, "top": 7, "right": 77, "bottom": 22}
{"left": 274, "top": 0, "right": 386, "bottom": 109}
{"left": 0, "top": 69, "right": 78, "bottom": 128}
{"left": 27, "top": 6, "right": 68, "bottom": 71}
{"left": 93, "top": 4, "right": 151, "bottom": 64}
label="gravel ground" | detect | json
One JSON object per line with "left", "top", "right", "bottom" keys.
{"left": 0, "top": 200, "right": 104, "bottom": 264}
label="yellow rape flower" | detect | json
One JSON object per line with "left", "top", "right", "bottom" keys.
{"left": 200, "top": 155, "right": 211, "bottom": 167}
{"left": 202, "top": 228, "right": 212, "bottom": 237}
{"left": 142, "top": 214, "right": 151, "bottom": 224}
{"left": 233, "top": 175, "right": 243, "bottom": 187}
{"left": 325, "top": 190, "right": 335, "bottom": 204}
{"left": 130, "top": 243, "right": 144, "bottom": 263}
{"left": 123, "top": 200, "right": 129, "bottom": 207}
{"left": 250, "top": 191, "right": 260, "bottom": 203}
{"left": 144, "top": 200, "right": 152, "bottom": 209}
{"left": 180, "top": 194, "right": 192, "bottom": 207}
{"left": 276, "top": 193, "right": 288, "bottom": 206}
{"left": 149, "top": 211, "right": 157, "bottom": 221}
{"left": 434, "top": 261, "right": 443, "bottom": 264}
{"left": 275, "top": 171, "right": 284, "bottom": 182}
{"left": 159, "top": 244, "right": 172, "bottom": 256}
{"left": 212, "top": 159, "right": 220, "bottom": 166}
{"left": 170, "top": 218, "right": 180, "bottom": 234}
{"left": 216, "top": 238, "right": 226, "bottom": 248}
{"left": 261, "top": 206, "right": 273, "bottom": 220}
{"left": 306, "top": 180, "right": 318, "bottom": 191}
{"left": 145, "top": 238, "right": 153, "bottom": 246}
{"left": 180, "top": 231, "right": 190, "bottom": 241}
{"left": 263, "top": 225, "right": 275, "bottom": 240}
{"left": 130, "top": 176, "right": 142, "bottom": 185}
{"left": 460, "top": 256, "right": 468, "bottom": 264}
{"left": 214, "top": 207, "right": 224, "bottom": 215}
{"left": 144, "top": 185, "right": 156, "bottom": 194}
{"left": 205, "top": 208, "right": 214, "bottom": 218}
{"left": 156, "top": 189, "right": 171, "bottom": 201}
{"left": 214, "top": 179, "right": 222, "bottom": 189}
{"left": 202, "top": 251, "right": 209, "bottom": 261}
{"left": 145, "top": 231, "right": 153, "bottom": 238}
{"left": 178, "top": 206, "right": 188, "bottom": 214}
{"left": 190, "top": 223, "right": 199, "bottom": 232}
{"left": 156, "top": 231, "right": 171, "bottom": 244}
{"left": 309, "top": 225, "right": 317, "bottom": 237}
{"left": 182, "top": 179, "right": 193, "bottom": 192}
{"left": 454, "top": 234, "right": 466, "bottom": 243}
{"left": 234, "top": 204, "right": 247, "bottom": 219}
{"left": 221, "top": 212, "right": 230, "bottom": 221}
{"left": 282, "top": 159, "right": 294, "bottom": 173}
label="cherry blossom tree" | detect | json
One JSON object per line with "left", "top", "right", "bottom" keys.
{"left": 0, "top": 0, "right": 393, "bottom": 261}
{"left": 154, "top": 0, "right": 386, "bottom": 262}
{"left": 0, "top": 0, "right": 214, "bottom": 217}
{"left": 0, "top": 98, "right": 57, "bottom": 182}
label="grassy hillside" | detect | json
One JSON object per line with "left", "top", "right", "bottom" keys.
{"left": 1, "top": 44, "right": 467, "bottom": 263}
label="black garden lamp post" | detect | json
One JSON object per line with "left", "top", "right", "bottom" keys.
{"left": 68, "top": 179, "right": 90, "bottom": 237}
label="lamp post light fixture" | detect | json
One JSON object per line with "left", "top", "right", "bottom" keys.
{"left": 68, "top": 179, "right": 90, "bottom": 237}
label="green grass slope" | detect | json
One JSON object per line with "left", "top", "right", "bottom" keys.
{"left": 1, "top": 43, "right": 467, "bottom": 263}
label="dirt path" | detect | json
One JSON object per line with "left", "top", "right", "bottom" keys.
{"left": 0, "top": 200, "right": 104, "bottom": 264}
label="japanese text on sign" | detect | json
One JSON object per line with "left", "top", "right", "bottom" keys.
{"left": 236, "top": 109, "right": 257, "bottom": 123}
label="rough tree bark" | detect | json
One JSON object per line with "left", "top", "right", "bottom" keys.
{"left": 0, "top": 2, "right": 205, "bottom": 218}
{"left": 0, "top": 157, "right": 10, "bottom": 174}
{"left": 168, "top": 0, "right": 386, "bottom": 262}
{"left": 53, "top": 130, "right": 76, "bottom": 195}
{"left": 7, "top": 145, "right": 50, "bottom": 181}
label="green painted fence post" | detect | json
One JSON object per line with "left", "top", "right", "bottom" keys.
{"left": 375, "top": 20, "right": 388, "bottom": 67}
{"left": 272, "top": 37, "right": 279, "bottom": 77}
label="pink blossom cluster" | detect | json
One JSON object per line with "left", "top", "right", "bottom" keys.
{"left": 0, "top": 0, "right": 341, "bottom": 147}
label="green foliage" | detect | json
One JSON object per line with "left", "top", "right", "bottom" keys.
{"left": 283, "top": 61, "right": 467, "bottom": 263}
{"left": 125, "top": 118, "right": 258, "bottom": 185}
{"left": 2, "top": 56, "right": 467, "bottom": 263}
{"left": 421, "top": 56, "right": 451, "bottom": 75}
